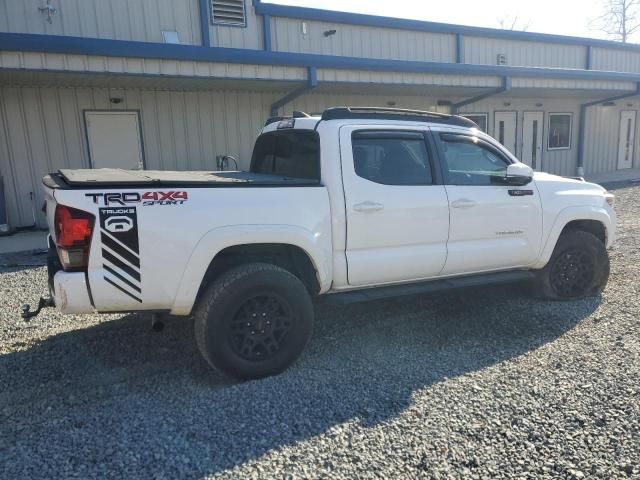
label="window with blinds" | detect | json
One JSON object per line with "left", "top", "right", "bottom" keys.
{"left": 211, "top": 0, "right": 247, "bottom": 26}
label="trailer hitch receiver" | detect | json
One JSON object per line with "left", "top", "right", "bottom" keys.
{"left": 21, "top": 297, "right": 55, "bottom": 321}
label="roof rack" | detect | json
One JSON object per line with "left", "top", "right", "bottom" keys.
{"left": 321, "top": 107, "right": 477, "bottom": 128}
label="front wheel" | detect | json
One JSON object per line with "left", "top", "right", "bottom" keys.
{"left": 194, "top": 263, "right": 314, "bottom": 380}
{"left": 533, "top": 230, "right": 610, "bottom": 300}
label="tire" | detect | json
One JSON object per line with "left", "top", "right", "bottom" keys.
{"left": 533, "top": 230, "right": 610, "bottom": 300}
{"left": 194, "top": 263, "right": 314, "bottom": 380}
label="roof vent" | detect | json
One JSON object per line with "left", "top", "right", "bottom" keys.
{"left": 211, "top": 0, "right": 246, "bottom": 26}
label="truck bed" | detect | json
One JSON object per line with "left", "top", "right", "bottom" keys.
{"left": 43, "top": 168, "right": 320, "bottom": 189}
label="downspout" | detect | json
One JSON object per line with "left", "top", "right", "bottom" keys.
{"left": 199, "top": 0, "right": 211, "bottom": 47}
{"left": 0, "top": 175, "right": 9, "bottom": 235}
{"left": 576, "top": 82, "right": 640, "bottom": 176}
{"left": 455, "top": 33, "right": 464, "bottom": 63}
{"left": 451, "top": 77, "right": 511, "bottom": 114}
{"left": 252, "top": 0, "right": 271, "bottom": 51}
{"left": 270, "top": 67, "right": 318, "bottom": 117}
{"left": 262, "top": 14, "right": 272, "bottom": 51}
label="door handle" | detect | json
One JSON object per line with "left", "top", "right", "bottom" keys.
{"left": 451, "top": 198, "right": 477, "bottom": 209}
{"left": 353, "top": 201, "right": 384, "bottom": 213}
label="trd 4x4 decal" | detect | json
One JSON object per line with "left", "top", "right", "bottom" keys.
{"left": 86, "top": 191, "right": 189, "bottom": 206}
{"left": 99, "top": 208, "right": 142, "bottom": 303}
{"left": 141, "top": 191, "right": 188, "bottom": 205}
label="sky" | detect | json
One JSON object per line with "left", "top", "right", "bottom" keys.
{"left": 267, "top": 0, "right": 628, "bottom": 42}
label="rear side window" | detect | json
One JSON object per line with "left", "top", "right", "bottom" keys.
{"left": 351, "top": 131, "right": 433, "bottom": 185}
{"left": 251, "top": 130, "right": 320, "bottom": 180}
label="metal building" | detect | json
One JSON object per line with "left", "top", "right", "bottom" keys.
{"left": 1, "top": 0, "right": 640, "bottom": 230}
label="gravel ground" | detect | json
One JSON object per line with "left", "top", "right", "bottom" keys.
{"left": 1, "top": 184, "right": 639, "bottom": 480}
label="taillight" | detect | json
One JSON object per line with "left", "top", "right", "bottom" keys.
{"left": 54, "top": 205, "right": 95, "bottom": 271}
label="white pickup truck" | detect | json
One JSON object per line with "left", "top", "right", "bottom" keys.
{"left": 25, "top": 107, "right": 616, "bottom": 379}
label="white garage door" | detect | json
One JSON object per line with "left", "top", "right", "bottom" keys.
{"left": 85, "top": 111, "right": 144, "bottom": 170}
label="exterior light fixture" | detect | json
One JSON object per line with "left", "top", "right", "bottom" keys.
{"left": 324, "top": 29, "right": 337, "bottom": 37}
{"left": 38, "top": 0, "right": 56, "bottom": 24}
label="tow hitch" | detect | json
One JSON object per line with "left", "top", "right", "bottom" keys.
{"left": 21, "top": 297, "right": 55, "bottom": 321}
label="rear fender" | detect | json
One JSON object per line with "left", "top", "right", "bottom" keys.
{"left": 170, "top": 224, "right": 332, "bottom": 315}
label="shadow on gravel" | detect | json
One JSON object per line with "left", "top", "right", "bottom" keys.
{"left": 0, "top": 252, "right": 47, "bottom": 273}
{"left": 0, "top": 287, "right": 601, "bottom": 478}
{"left": 599, "top": 180, "right": 640, "bottom": 191}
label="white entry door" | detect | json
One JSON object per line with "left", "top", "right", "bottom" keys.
{"left": 617, "top": 110, "right": 636, "bottom": 170}
{"left": 85, "top": 111, "right": 144, "bottom": 170}
{"left": 522, "top": 112, "right": 544, "bottom": 171}
{"left": 494, "top": 111, "right": 517, "bottom": 155}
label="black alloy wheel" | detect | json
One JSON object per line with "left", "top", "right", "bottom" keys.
{"left": 194, "top": 263, "right": 314, "bottom": 380}
{"left": 549, "top": 249, "right": 596, "bottom": 298}
{"left": 228, "top": 294, "right": 294, "bottom": 362}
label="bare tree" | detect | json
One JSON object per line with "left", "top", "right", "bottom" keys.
{"left": 591, "top": 0, "right": 640, "bottom": 42}
{"left": 497, "top": 15, "right": 532, "bottom": 31}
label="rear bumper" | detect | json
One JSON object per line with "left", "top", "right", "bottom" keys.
{"left": 52, "top": 271, "right": 94, "bottom": 314}
{"left": 47, "top": 238, "right": 94, "bottom": 314}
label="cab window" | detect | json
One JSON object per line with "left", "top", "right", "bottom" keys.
{"left": 438, "top": 134, "right": 510, "bottom": 186}
{"left": 351, "top": 131, "right": 433, "bottom": 185}
{"left": 251, "top": 130, "right": 320, "bottom": 180}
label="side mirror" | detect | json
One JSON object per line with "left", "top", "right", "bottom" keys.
{"left": 505, "top": 163, "right": 534, "bottom": 186}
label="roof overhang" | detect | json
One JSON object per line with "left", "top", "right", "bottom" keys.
{"left": 2, "top": 32, "right": 640, "bottom": 85}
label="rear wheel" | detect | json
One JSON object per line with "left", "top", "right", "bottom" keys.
{"left": 194, "top": 263, "right": 314, "bottom": 380}
{"left": 533, "top": 230, "right": 609, "bottom": 300}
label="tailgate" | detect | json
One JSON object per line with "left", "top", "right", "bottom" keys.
{"left": 42, "top": 179, "right": 58, "bottom": 241}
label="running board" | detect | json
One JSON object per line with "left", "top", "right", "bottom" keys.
{"left": 324, "top": 270, "right": 535, "bottom": 305}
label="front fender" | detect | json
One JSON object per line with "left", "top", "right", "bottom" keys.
{"left": 169, "top": 224, "right": 333, "bottom": 316}
{"left": 533, "top": 205, "right": 616, "bottom": 269}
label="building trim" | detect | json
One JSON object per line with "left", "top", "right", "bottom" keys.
{"left": 3, "top": 33, "right": 640, "bottom": 84}
{"left": 576, "top": 83, "right": 640, "bottom": 175}
{"left": 270, "top": 66, "right": 318, "bottom": 116}
{"left": 199, "top": 0, "right": 211, "bottom": 47}
{"left": 452, "top": 77, "right": 511, "bottom": 113}
{"left": 3, "top": 67, "right": 631, "bottom": 98}
{"left": 252, "top": 0, "right": 640, "bottom": 53}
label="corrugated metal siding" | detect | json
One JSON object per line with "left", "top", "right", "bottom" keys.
{"left": 463, "top": 36, "right": 587, "bottom": 69}
{"left": 287, "top": 92, "right": 452, "bottom": 116}
{"left": 583, "top": 104, "right": 640, "bottom": 175}
{"left": 318, "top": 69, "right": 501, "bottom": 87}
{"left": 0, "top": 51, "right": 307, "bottom": 82}
{"left": 0, "top": 85, "right": 281, "bottom": 228}
{"left": 271, "top": 18, "right": 456, "bottom": 62}
{"left": 511, "top": 78, "right": 636, "bottom": 92}
{"left": 458, "top": 97, "right": 581, "bottom": 176}
{"left": 0, "top": 0, "right": 201, "bottom": 45}
{"left": 210, "top": 2, "right": 263, "bottom": 49}
{"left": 591, "top": 48, "right": 640, "bottom": 74}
